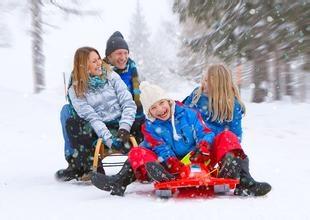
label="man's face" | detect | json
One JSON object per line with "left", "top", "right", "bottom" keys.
{"left": 108, "top": 49, "right": 129, "bottom": 70}
{"left": 149, "top": 99, "right": 171, "bottom": 121}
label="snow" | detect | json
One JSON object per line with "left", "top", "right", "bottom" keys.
{"left": 1, "top": 1, "right": 310, "bottom": 219}
{"left": 1, "top": 84, "right": 310, "bottom": 220}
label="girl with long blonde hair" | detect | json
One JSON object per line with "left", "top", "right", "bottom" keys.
{"left": 185, "top": 64, "right": 245, "bottom": 141}
{"left": 184, "top": 64, "right": 271, "bottom": 197}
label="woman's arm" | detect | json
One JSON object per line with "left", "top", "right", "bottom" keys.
{"left": 68, "top": 87, "right": 112, "bottom": 142}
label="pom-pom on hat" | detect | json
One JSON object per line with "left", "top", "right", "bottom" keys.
{"left": 105, "top": 31, "right": 129, "bottom": 56}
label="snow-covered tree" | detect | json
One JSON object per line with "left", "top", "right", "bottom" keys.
{"left": 128, "top": 0, "right": 151, "bottom": 80}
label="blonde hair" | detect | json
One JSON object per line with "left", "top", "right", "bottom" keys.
{"left": 193, "top": 64, "right": 245, "bottom": 122}
{"left": 72, "top": 47, "right": 111, "bottom": 97}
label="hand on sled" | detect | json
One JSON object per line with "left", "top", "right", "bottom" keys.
{"left": 166, "top": 157, "right": 190, "bottom": 179}
{"left": 190, "top": 141, "right": 210, "bottom": 164}
{"left": 117, "top": 128, "right": 130, "bottom": 143}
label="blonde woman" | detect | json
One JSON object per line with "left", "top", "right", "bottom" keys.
{"left": 184, "top": 64, "right": 271, "bottom": 196}
{"left": 56, "top": 47, "right": 137, "bottom": 181}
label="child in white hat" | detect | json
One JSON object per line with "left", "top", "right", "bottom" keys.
{"left": 91, "top": 81, "right": 258, "bottom": 196}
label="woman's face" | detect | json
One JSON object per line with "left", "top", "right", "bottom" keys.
{"left": 87, "top": 51, "right": 102, "bottom": 76}
{"left": 149, "top": 99, "right": 171, "bottom": 121}
{"left": 108, "top": 49, "right": 129, "bottom": 70}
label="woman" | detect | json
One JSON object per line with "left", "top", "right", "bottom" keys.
{"left": 184, "top": 64, "right": 271, "bottom": 196}
{"left": 56, "top": 47, "right": 136, "bottom": 181}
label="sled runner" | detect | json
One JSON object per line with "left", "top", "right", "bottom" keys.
{"left": 151, "top": 156, "right": 239, "bottom": 198}
{"left": 92, "top": 136, "right": 138, "bottom": 171}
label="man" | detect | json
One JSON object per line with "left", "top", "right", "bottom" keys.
{"left": 105, "top": 31, "right": 145, "bottom": 143}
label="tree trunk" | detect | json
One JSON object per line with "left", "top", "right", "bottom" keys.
{"left": 299, "top": 72, "right": 306, "bottom": 102}
{"left": 31, "top": 0, "right": 45, "bottom": 93}
{"left": 273, "top": 50, "right": 281, "bottom": 101}
{"left": 252, "top": 56, "right": 268, "bottom": 103}
{"left": 283, "top": 62, "right": 293, "bottom": 97}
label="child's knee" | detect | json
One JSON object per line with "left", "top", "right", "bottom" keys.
{"left": 128, "top": 147, "right": 157, "bottom": 171}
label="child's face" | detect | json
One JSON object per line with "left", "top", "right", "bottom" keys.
{"left": 149, "top": 99, "right": 171, "bottom": 121}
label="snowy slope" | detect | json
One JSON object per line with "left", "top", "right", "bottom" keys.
{"left": 0, "top": 85, "right": 309, "bottom": 220}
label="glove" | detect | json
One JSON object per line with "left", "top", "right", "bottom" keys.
{"left": 117, "top": 128, "right": 130, "bottom": 144}
{"left": 190, "top": 141, "right": 210, "bottom": 164}
{"left": 111, "top": 137, "right": 124, "bottom": 150}
{"left": 166, "top": 157, "right": 190, "bottom": 179}
{"left": 111, "top": 137, "right": 131, "bottom": 154}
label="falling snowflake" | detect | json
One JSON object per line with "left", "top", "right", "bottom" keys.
{"left": 155, "top": 127, "right": 162, "bottom": 134}
{"left": 267, "top": 16, "right": 273, "bottom": 22}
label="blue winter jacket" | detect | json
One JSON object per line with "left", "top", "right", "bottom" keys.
{"left": 184, "top": 87, "right": 244, "bottom": 142}
{"left": 141, "top": 102, "right": 215, "bottom": 162}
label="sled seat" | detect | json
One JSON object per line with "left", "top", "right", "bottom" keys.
{"left": 92, "top": 136, "right": 138, "bottom": 171}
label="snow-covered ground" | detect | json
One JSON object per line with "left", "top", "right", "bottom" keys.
{"left": 0, "top": 84, "right": 309, "bottom": 220}
{"left": 1, "top": 1, "right": 310, "bottom": 219}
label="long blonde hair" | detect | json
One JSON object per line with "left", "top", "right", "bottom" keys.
{"left": 71, "top": 47, "right": 110, "bottom": 97}
{"left": 193, "top": 64, "right": 245, "bottom": 122}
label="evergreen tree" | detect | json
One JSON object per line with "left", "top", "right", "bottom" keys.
{"left": 173, "top": 0, "right": 309, "bottom": 102}
{"left": 128, "top": 0, "right": 151, "bottom": 80}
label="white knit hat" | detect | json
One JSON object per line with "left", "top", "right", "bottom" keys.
{"left": 139, "top": 81, "right": 181, "bottom": 140}
{"left": 140, "top": 81, "right": 170, "bottom": 120}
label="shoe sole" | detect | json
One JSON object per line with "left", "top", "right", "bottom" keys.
{"left": 91, "top": 172, "right": 112, "bottom": 191}
{"left": 145, "top": 162, "right": 175, "bottom": 182}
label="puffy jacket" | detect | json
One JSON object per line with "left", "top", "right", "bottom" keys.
{"left": 141, "top": 101, "right": 215, "bottom": 162}
{"left": 184, "top": 87, "right": 244, "bottom": 142}
{"left": 68, "top": 71, "right": 136, "bottom": 142}
{"left": 113, "top": 58, "right": 144, "bottom": 119}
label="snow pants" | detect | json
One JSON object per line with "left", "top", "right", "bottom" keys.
{"left": 127, "top": 130, "right": 244, "bottom": 181}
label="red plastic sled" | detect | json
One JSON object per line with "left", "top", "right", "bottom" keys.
{"left": 153, "top": 163, "right": 239, "bottom": 198}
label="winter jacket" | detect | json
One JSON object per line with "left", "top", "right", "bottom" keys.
{"left": 113, "top": 58, "right": 144, "bottom": 119}
{"left": 141, "top": 101, "right": 215, "bottom": 162}
{"left": 184, "top": 87, "right": 244, "bottom": 142}
{"left": 68, "top": 71, "right": 136, "bottom": 142}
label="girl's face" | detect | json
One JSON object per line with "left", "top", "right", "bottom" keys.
{"left": 87, "top": 51, "right": 102, "bottom": 76}
{"left": 149, "top": 99, "right": 171, "bottom": 121}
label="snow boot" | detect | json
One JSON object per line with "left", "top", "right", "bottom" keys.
{"left": 91, "top": 160, "right": 136, "bottom": 196}
{"left": 55, "top": 156, "right": 84, "bottom": 181}
{"left": 145, "top": 162, "right": 175, "bottom": 182}
{"left": 218, "top": 153, "right": 242, "bottom": 179}
{"left": 234, "top": 156, "right": 271, "bottom": 196}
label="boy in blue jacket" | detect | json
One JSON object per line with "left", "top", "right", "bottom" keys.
{"left": 91, "top": 82, "right": 254, "bottom": 196}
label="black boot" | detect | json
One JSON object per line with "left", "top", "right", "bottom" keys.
{"left": 234, "top": 156, "right": 272, "bottom": 196}
{"left": 145, "top": 162, "right": 175, "bottom": 182}
{"left": 91, "top": 160, "right": 136, "bottom": 196}
{"left": 218, "top": 153, "right": 242, "bottom": 179}
{"left": 55, "top": 156, "right": 84, "bottom": 181}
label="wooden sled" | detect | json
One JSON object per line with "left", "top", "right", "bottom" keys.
{"left": 79, "top": 136, "right": 138, "bottom": 181}
{"left": 92, "top": 136, "right": 138, "bottom": 171}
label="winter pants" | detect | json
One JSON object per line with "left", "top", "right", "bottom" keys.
{"left": 60, "top": 104, "right": 74, "bottom": 158}
{"left": 127, "top": 130, "right": 244, "bottom": 181}
{"left": 60, "top": 104, "right": 145, "bottom": 159}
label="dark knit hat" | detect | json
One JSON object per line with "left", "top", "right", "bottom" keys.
{"left": 105, "top": 31, "right": 129, "bottom": 56}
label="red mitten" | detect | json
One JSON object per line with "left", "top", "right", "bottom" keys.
{"left": 190, "top": 141, "right": 211, "bottom": 164}
{"left": 166, "top": 157, "right": 190, "bottom": 178}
